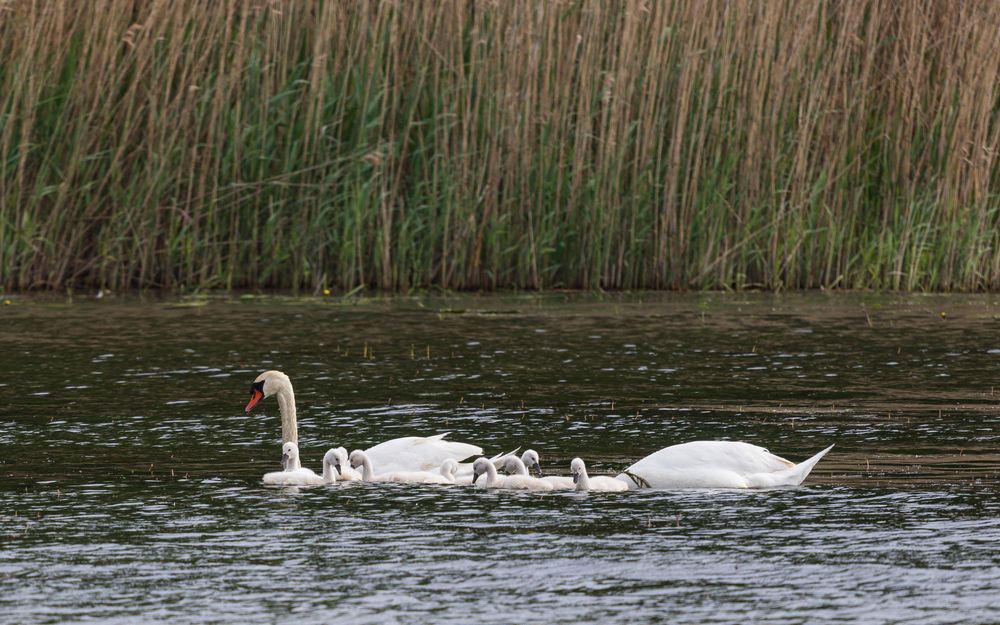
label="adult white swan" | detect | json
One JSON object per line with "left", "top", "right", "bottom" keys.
{"left": 614, "top": 441, "right": 834, "bottom": 489}
{"left": 262, "top": 442, "right": 332, "bottom": 486}
{"left": 471, "top": 457, "right": 554, "bottom": 491}
{"left": 245, "top": 370, "right": 482, "bottom": 472}
{"left": 570, "top": 458, "right": 628, "bottom": 492}
{"left": 349, "top": 450, "right": 455, "bottom": 485}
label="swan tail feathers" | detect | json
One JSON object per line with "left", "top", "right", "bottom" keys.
{"left": 443, "top": 441, "right": 483, "bottom": 461}
{"left": 776, "top": 444, "right": 834, "bottom": 486}
{"left": 488, "top": 447, "right": 521, "bottom": 462}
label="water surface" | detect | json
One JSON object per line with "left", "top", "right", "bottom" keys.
{"left": 2, "top": 293, "right": 998, "bottom": 624}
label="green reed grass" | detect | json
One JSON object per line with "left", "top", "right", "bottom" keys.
{"left": 1, "top": 0, "right": 999, "bottom": 292}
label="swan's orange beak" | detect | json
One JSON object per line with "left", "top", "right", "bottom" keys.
{"left": 245, "top": 389, "right": 264, "bottom": 412}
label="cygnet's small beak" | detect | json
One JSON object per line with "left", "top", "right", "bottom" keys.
{"left": 531, "top": 462, "right": 543, "bottom": 477}
{"left": 281, "top": 452, "right": 289, "bottom": 470}
{"left": 334, "top": 462, "right": 341, "bottom": 474}
{"left": 472, "top": 471, "right": 482, "bottom": 484}
{"left": 572, "top": 473, "right": 580, "bottom": 485}
{"left": 245, "top": 389, "right": 264, "bottom": 412}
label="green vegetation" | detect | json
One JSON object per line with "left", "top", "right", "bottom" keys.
{"left": 2, "top": 1, "right": 999, "bottom": 292}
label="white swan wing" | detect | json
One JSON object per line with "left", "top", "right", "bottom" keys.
{"left": 366, "top": 434, "right": 483, "bottom": 473}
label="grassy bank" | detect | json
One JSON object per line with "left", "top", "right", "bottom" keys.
{"left": 2, "top": 1, "right": 999, "bottom": 292}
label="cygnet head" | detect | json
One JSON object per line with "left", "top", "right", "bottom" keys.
{"left": 245, "top": 370, "right": 290, "bottom": 412}
{"left": 331, "top": 447, "right": 350, "bottom": 473}
{"left": 503, "top": 456, "right": 523, "bottom": 475}
{"left": 472, "top": 457, "right": 494, "bottom": 484}
{"left": 281, "top": 441, "right": 300, "bottom": 470}
{"left": 440, "top": 458, "right": 459, "bottom": 479}
{"left": 521, "top": 449, "right": 543, "bottom": 477}
{"left": 349, "top": 449, "right": 367, "bottom": 469}
{"left": 570, "top": 457, "right": 587, "bottom": 484}
{"left": 322, "top": 448, "right": 337, "bottom": 468}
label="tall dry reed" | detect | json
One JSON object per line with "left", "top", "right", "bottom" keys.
{"left": 1, "top": 0, "right": 999, "bottom": 291}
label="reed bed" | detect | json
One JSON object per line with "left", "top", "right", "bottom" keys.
{"left": 1, "top": 0, "right": 999, "bottom": 292}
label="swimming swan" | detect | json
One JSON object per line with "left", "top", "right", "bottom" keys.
{"left": 244, "top": 370, "right": 483, "bottom": 470}
{"left": 349, "top": 450, "right": 455, "bottom": 485}
{"left": 614, "top": 441, "right": 835, "bottom": 489}
{"left": 519, "top": 450, "right": 575, "bottom": 489}
{"left": 452, "top": 449, "right": 518, "bottom": 486}
{"left": 472, "top": 457, "right": 554, "bottom": 491}
{"left": 329, "top": 446, "right": 362, "bottom": 481}
{"left": 570, "top": 457, "right": 628, "bottom": 492}
{"left": 504, "top": 449, "right": 576, "bottom": 490}
{"left": 262, "top": 442, "right": 329, "bottom": 486}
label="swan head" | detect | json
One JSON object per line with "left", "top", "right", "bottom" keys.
{"left": 570, "top": 457, "right": 586, "bottom": 484}
{"left": 440, "top": 458, "right": 459, "bottom": 478}
{"left": 521, "top": 449, "right": 543, "bottom": 477}
{"left": 331, "top": 447, "right": 350, "bottom": 474}
{"left": 322, "top": 448, "right": 337, "bottom": 469}
{"left": 245, "top": 370, "right": 290, "bottom": 413}
{"left": 472, "top": 457, "right": 493, "bottom": 484}
{"left": 349, "top": 450, "right": 367, "bottom": 469}
{"left": 281, "top": 442, "right": 300, "bottom": 471}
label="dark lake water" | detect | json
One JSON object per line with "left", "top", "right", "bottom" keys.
{"left": 2, "top": 292, "right": 998, "bottom": 624}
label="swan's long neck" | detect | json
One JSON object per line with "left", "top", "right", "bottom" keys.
{"left": 360, "top": 455, "right": 375, "bottom": 481}
{"left": 322, "top": 458, "right": 336, "bottom": 482}
{"left": 483, "top": 462, "right": 499, "bottom": 486}
{"left": 508, "top": 457, "right": 528, "bottom": 476}
{"left": 275, "top": 382, "right": 298, "bottom": 444}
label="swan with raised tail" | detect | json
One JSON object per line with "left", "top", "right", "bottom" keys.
{"left": 262, "top": 442, "right": 333, "bottom": 486}
{"left": 244, "top": 370, "right": 482, "bottom": 472}
{"left": 615, "top": 441, "right": 834, "bottom": 489}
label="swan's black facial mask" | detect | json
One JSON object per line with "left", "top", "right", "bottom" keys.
{"left": 245, "top": 380, "right": 265, "bottom": 412}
